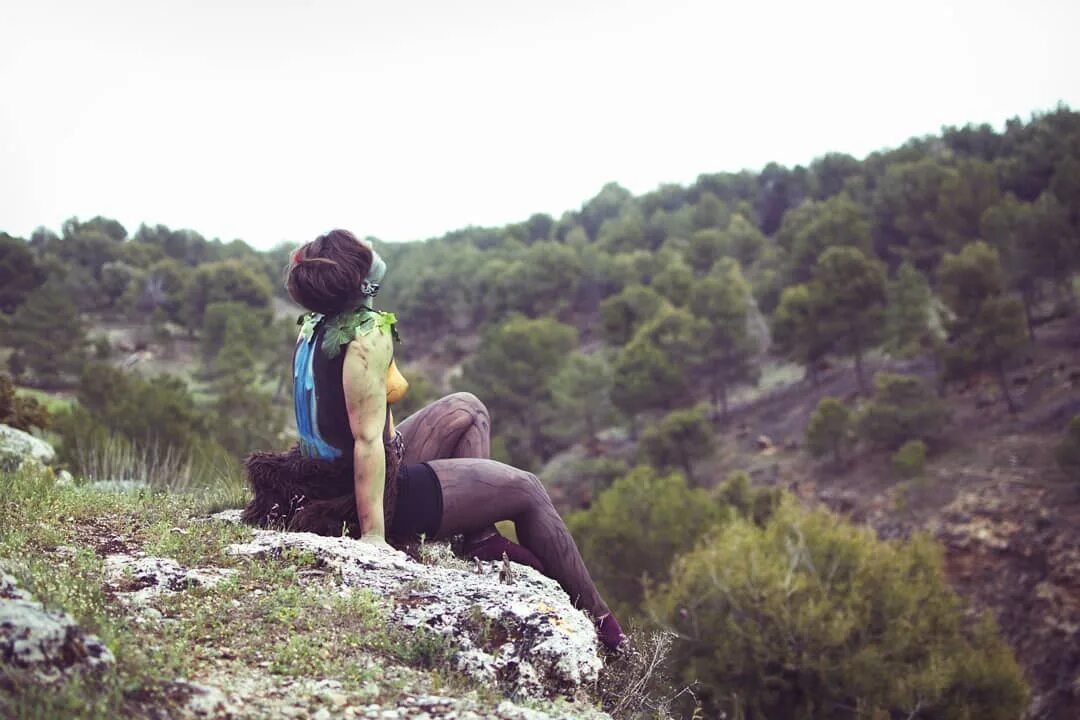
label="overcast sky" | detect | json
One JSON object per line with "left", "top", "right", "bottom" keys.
{"left": 2, "top": 0, "right": 1077, "bottom": 249}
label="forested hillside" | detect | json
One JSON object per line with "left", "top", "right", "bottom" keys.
{"left": 3, "top": 105, "right": 1080, "bottom": 719}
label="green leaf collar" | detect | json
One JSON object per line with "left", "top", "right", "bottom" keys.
{"left": 297, "top": 308, "right": 399, "bottom": 359}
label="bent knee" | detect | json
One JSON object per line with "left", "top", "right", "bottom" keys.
{"left": 445, "top": 392, "right": 490, "bottom": 421}
{"left": 515, "top": 470, "right": 548, "bottom": 500}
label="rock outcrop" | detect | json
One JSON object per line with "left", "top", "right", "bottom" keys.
{"left": 217, "top": 511, "right": 604, "bottom": 701}
{"left": 0, "top": 424, "right": 55, "bottom": 472}
{"left": 0, "top": 570, "right": 114, "bottom": 688}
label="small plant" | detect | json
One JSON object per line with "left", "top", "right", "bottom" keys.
{"left": 892, "top": 439, "right": 928, "bottom": 478}
{"left": 858, "top": 373, "right": 949, "bottom": 450}
{"left": 805, "top": 397, "right": 853, "bottom": 465}
{"left": 1056, "top": 415, "right": 1080, "bottom": 481}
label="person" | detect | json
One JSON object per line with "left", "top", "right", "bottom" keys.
{"left": 242, "top": 229, "right": 626, "bottom": 651}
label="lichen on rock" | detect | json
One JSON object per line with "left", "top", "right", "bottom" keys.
{"left": 218, "top": 515, "right": 604, "bottom": 701}
{"left": 0, "top": 570, "right": 115, "bottom": 688}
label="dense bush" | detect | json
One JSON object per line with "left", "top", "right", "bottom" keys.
{"left": 858, "top": 373, "right": 949, "bottom": 450}
{"left": 54, "top": 365, "right": 210, "bottom": 464}
{"left": 1056, "top": 414, "right": 1080, "bottom": 481}
{"left": 646, "top": 500, "right": 1029, "bottom": 720}
{"left": 638, "top": 405, "right": 714, "bottom": 484}
{"left": 805, "top": 396, "right": 853, "bottom": 464}
{"left": 566, "top": 465, "right": 725, "bottom": 617}
{"left": 716, "top": 470, "right": 781, "bottom": 527}
{"left": 893, "top": 439, "right": 928, "bottom": 478}
{"left": 0, "top": 374, "right": 51, "bottom": 432}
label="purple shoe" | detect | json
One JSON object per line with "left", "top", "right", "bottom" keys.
{"left": 596, "top": 612, "right": 628, "bottom": 652}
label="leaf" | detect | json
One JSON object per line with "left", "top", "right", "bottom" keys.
{"left": 320, "top": 309, "right": 399, "bottom": 358}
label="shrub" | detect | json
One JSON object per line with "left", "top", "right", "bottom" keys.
{"left": 858, "top": 372, "right": 949, "bottom": 450}
{"left": 893, "top": 439, "right": 927, "bottom": 478}
{"left": 55, "top": 364, "right": 209, "bottom": 467}
{"left": 639, "top": 405, "right": 714, "bottom": 484}
{"left": 646, "top": 500, "right": 1029, "bottom": 720}
{"left": 805, "top": 397, "right": 852, "bottom": 464}
{"left": 566, "top": 465, "right": 725, "bottom": 617}
{"left": 1056, "top": 415, "right": 1080, "bottom": 481}
{"left": 0, "top": 373, "right": 51, "bottom": 432}
{"left": 717, "top": 470, "right": 781, "bottom": 527}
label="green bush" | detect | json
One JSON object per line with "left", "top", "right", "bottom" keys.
{"left": 0, "top": 373, "right": 51, "bottom": 432}
{"left": 639, "top": 405, "right": 714, "bottom": 484}
{"left": 566, "top": 465, "right": 725, "bottom": 617}
{"left": 646, "top": 499, "right": 1029, "bottom": 720}
{"left": 716, "top": 470, "right": 781, "bottom": 527}
{"left": 1056, "top": 415, "right": 1080, "bottom": 481}
{"left": 858, "top": 373, "right": 949, "bottom": 450}
{"left": 893, "top": 439, "right": 927, "bottom": 478}
{"left": 805, "top": 397, "right": 852, "bottom": 464}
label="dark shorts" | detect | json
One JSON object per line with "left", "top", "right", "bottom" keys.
{"left": 391, "top": 462, "right": 443, "bottom": 540}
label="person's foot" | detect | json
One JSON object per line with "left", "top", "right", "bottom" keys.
{"left": 595, "top": 612, "right": 628, "bottom": 653}
{"left": 462, "top": 530, "right": 546, "bottom": 574}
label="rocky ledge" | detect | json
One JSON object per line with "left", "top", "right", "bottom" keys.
{"left": 0, "top": 570, "right": 115, "bottom": 689}
{"left": 215, "top": 510, "right": 603, "bottom": 702}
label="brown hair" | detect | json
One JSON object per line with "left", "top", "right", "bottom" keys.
{"left": 286, "top": 229, "right": 373, "bottom": 315}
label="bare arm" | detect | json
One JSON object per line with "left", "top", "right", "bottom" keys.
{"left": 342, "top": 329, "right": 394, "bottom": 540}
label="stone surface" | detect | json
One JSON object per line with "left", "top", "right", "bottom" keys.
{"left": 0, "top": 424, "right": 56, "bottom": 472}
{"left": 220, "top": 518, "right": 603, "bottom": 701}
{"left": 0, "top": 570, "right": 115, "bottom": 687}
{"left": 104, "top": 555, "right": 236, "bottom": 605}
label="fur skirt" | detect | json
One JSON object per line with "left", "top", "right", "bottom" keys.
{"left": 241, "top": 439, "right": 402, "bottom": 539}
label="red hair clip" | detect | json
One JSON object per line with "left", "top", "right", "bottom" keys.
{"left": 290, "top": 249, "right": 304, "bottom": 266}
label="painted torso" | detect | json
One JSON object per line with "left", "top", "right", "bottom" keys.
{"left": 293, "top": 309, "right": 404, "bottom": 459}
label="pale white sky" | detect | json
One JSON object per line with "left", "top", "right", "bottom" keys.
{"left": 2, "top": 0, "right": 1077, "bottom": 249}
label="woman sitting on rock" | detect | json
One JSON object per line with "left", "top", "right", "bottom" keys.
{"left": 242, "top": 229, "right": 626, "bottom": 651}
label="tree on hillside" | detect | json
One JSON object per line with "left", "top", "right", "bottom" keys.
{"left": 639, "top": 406, "right": 714, "bottom": 485}
{"left": 610, "top": 305, "right": 700, "bottom": 433}
{"left": 579, "top": 182, "right": 634, "bottom": 239}
{"left": 776, "top": 193, "right": 873, "bottom": 286}
{"left": 937, "top": 241, "right": 1029, "bottom": 412}
{"left": 692, "top": 190, "right": 731, "bottom": 230}
{"left": 0, "top": 233, "right": 47, "bottom": 313}
{"left": 980, "top": 193, "right": 1040, "bottom": 336}
{"left": 599, "top": 284, "right": 665, "bottom": 346}
{"left": 722, "top": 213, "right": 766, "bottom": 267}
{"left": 885, "top": 262, "right": 936, "bottom": 357}
{"left": 687, "top": 228, "right": 726, "bottom": 275}
{"left": 771, "top": 283, "right": 832, "bottom": 385}
{"left": 857, "top": 373, "right": 950, "bottom": 450}
{"left": 809, "top": 152, "right": 862, "bottom": 200}
{"left": 182, "top": 260, "right": 273, "bottom": 330}
{"left": 597, "top": 208, "right": 650, "bottom": 253}
{"left": 456, "top": 315, "right": 578, "bottom": 466}
{"left": 100, "top": 261, "right": 144, "bottom": 309}
{"left": 933, "top": 159, "right": 1002, "bottom": 250}
{"left": 871, "top": 157, "right": 953, "bottom": 269}
{"left": 547, "top": 351, "right": 616, "bottom": 447}
{"left": 689, "top": 259, "right": 758, "bottom": 420}
{"left": 650, "top": 258, "right": 694, "bottom": 307}
{"left": 5, "top": 279, "right": 87, "bottom": 386}
{"left": 813, "top": 246, "right": 887, "bottom": 394}
{"left": 805, "top": 397, "right": 853, "bottom": 466}
{"left": 982, "top": 192, "right": 1079, "bottom": 334}
{"left": 1049, "top": 154, "right": 1080, "bottom": 225}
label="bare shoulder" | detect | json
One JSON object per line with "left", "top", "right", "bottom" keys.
{"left": 344, "top": 324, "right": 394, "bottom": 373}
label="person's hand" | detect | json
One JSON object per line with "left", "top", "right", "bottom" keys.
{"left": 359, "top": 533, "right": 392, "bottom": 549}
